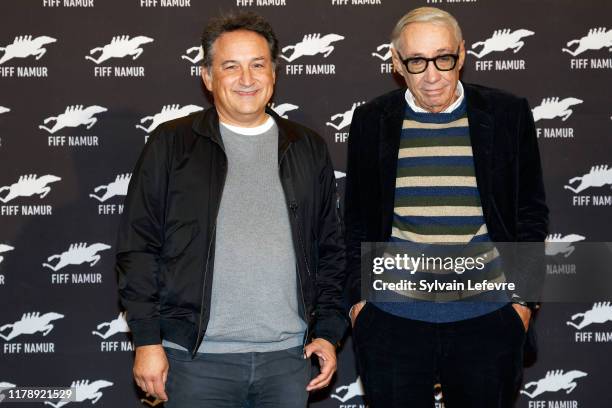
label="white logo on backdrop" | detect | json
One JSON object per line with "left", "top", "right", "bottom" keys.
{"left": 269, "top": 102, "right": 299, "bottom": 118}
{"left": 89, "top": 174, "right": 131, "bottom": 202}
{"left": 564, "top": 165, "right": 612, "bottom": 194}
{"left": 371, "top": 43, "right": 392, "bottom": 61}
{"left": 43, "top": 380, "right": 113, "bottom": 408}
{"left": 0, "top": 174, "right": 61, "bottom": 204}
{"left": 0, "top": 312, "right": 64, "bottom": 341}
{"left": 181, "top": 46, "right": 203, "bottom": 64}
{"left": 280, "top": 33, "right": 344, "bottom": 62}
{"left": 0, "top": 244, "right": 14, "bottom": 264}
{"left": 467, "top": 29, "right": 534, "bottom": 58}
{"left": 85, "top": 35, "right": 154, "bottom": 64}
{"left": 567, "top": 302, "right": 612, "bottom": 330}
{"left": 92, "top": 312, "right": 130, "bottom": 339}
{"left": 0, "top": 107, "right": 10, "bottom": 115}
{"left": 545, "top": 234, "right": 585, "bottom": 257}
{"left": 326, "top": 102, "right": 365, "bottom": 130}
{"left": 520, "top": 370, "right": 587, "bottom": 399}
{"left": 330, "top": 376, "right": 365, "bottom": 403}
{"left": 39, "top": 105, "right": 107, "bottom": 134}
{"left": 562, "top": 28, "right": 612, "bottom": 57}
{"left": 136, "top": 104, "right": 204, "bottom": 133}
{"left": 42, "top": 243, "right": 111, "bottom": 272}
{"left": 0, "top": 35, "right": 57, "bottom": 65}
{"left": 0, "top": 382, "right": 16, "bottom": 404}
{"left": 532, "top": 97, "right": 583, "bottom": 122}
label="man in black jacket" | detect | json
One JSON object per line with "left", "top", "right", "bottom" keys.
{"left": 345, "top": 7, "right": 548, "bottom": 408}
{"left": 116, "top": 12, "right": 346, "bottom": 407}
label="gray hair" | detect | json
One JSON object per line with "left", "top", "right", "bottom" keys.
{"left": 390, "top": 7, "right": 463, "bottom": 51}
{"left": 201, "top": 11, "right": 279, "bottom": 71}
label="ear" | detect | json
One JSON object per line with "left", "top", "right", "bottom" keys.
{"left": 390, "top": 47, "right": 405, "bottom": 78}
{"left": 457, "top": 40, "right": 466, "bottom": 71}
{"left": 201, "top": 67, "right": 213, "bottom": 92}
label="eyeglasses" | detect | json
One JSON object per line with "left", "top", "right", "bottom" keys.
{"left": 398, "top": 48, "right": 460, "bottom": 74}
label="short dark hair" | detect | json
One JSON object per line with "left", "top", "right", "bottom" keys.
{"left": 201, "top": 11, "right": 279, "bottom": 70}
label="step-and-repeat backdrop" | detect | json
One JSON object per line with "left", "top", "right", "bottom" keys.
{"left": 1, "top": 1, "right": 611, "bottom": 407}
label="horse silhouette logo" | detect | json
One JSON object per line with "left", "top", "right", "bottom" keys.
{"left": 531, "top": 97, "right": 583, "bottom": 122}
{"left": 136, "top": 104, "right": 204, "bottom": 133}
{"left": 85, "top": 35, "right": 154, "bottom": 64}
{"left": 326, "top": 102, "right": 365, "bottom": 131}
{"left": 181, "top": 45, "right": 203, "bottom": 64}
{"left": 43, "top": 380, "right": 113, "bottom": 408}
{"left": 564, "top": 165, "right": 612, "bottom": 193}
{"left": 467, "top": 29, "right": 534, "bottom": 58}
{"left": 0, "top": 312, "right": 64, "bottom": 341}
{"left": 280, "top": 33, "right": 344, "bottom": 62}
{"left": 520, "top": 370, "right": 587, "bottom": 399}
{"left": 330, "top": 376, "right": 365, "bottom": 403}
{"left": 562, "top": 27, "right": 612, "bottom": 56}
{"left": 0, "top": 244, "right": 14, "bottom": 264}
{"left": 567, "top": 302, "right": 612, "bottom": 330}
{"left": 269, "top": 102, "right": 299, "bottom": 119}
{"left": 42, "top": 243, "right": 111, "bottom": 272}
{"left": 0, "top": 174, "right": 61, "bottom": 203}
{"left": 92, "top": 312, "right": 130, "bottom": 339}
{"left": 89, "top": 174, "right": 131, "bottom": 202}
{"left": 0, "top": 35, "right": 56, "bottom": 65}
{"left": 0, "top": 382, "right": 16, "bottom": 403}
{"left": 0, "top": 107, "right": 10, "bottom": 115}
{"left": 545, "top": 233, "right": 585, "bottom": 257}
{"left": 39, "top": 105, "right": 107, "bottom": 134}
{"left": 371, "top": 43, "right": 392, "bottom": 61}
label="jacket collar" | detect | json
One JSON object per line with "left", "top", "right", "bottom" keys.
{"left": 191, "top": 105, "right": 302, "bottom": 161}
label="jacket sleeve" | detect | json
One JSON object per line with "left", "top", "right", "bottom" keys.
{"left": 312, "top": 143, "right": 349, "bottom": 346}
{"left": 116, "top": 129, "right": 170, "bottom": 347}
{"left": 517, "top": 97, "right": 548, "bottom": 241}
{"left": 344, "top": 107, "right": 367, "bottom": 308}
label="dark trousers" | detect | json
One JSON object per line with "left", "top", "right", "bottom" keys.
{"left": 164, "top": 345, "right": 311, "bottom": 408}
{"left": 353, "top": 302, "right": 526, "bottom": 408}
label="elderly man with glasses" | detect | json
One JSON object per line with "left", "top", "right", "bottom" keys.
{"left": 345, "top": 6, "right": 548, "bottom": 408}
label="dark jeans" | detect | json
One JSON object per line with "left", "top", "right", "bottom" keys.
{"left": 353, "top": 302, "right": 526, "bottom": 408}
{"left": 164, "top": 345, "right": 311, "bottom": 408}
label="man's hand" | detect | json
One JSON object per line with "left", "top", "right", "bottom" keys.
{"left": 304, "top": 338, "right": 337, "bottom": 391}
{"left": 350, "top": 301, "right": 366, "bottom": 327}
{"left": 133, "top": 344, "right": 169, "bottom": 402}
{"left": 512, "top": 303, "right": 531, "bottom": 332}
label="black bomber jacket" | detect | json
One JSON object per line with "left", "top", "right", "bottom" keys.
{"left": 116, "top": 107, "right": 348, "bottom": 355}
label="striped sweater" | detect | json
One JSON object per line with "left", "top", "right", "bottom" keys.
{"left": 376, "top": 98, "right": 506, "bottom": 322}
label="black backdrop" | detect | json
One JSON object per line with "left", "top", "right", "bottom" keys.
{"left": 1, "top": 1, "right": 611, "bottom": 407}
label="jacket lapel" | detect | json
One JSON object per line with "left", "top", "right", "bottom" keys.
{"left": 465, "top": 84, "right": 495, "bottom": 214}
{"left": 379, "top": 93, "right": 405, "bottom": 239}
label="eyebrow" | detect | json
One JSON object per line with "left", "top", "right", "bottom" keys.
{"left": 220, "top": 56, "right": 267, "bottom": 65}
{"left": 405, "top": 48, "right": 456, "bottom": 58}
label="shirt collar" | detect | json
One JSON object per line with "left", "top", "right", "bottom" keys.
{"left": 404, "top": 81, "right": 464, "bottom": 113}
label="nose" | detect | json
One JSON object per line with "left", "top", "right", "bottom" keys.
{"left": 239, "top": 67, "right": 254, "bottom": 87}
{"left": 423, "top": 61, "right": 441, "bottom": 83}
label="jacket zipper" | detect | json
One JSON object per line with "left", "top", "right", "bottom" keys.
{"left": 192, "top": 148, "right": 227, "bottom": 356}
{"left": 280, "top": 146, "right": 311, "bottom": 349}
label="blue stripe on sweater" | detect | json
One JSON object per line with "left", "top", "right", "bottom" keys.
{"left": 398, "top": 156, "right": 475, "bottom": 167}
{"left": 401, "top": 127, "right": 469, "bottom": 138}
{"left": 395, "top": 186, "right": 480, "bottom": 197}
{"left": 394, "top": 215, "right": 485, "bottom": 226}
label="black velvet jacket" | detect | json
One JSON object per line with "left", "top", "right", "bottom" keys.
{"left": 344, "top": 83, "right": 549, "bottom": 306}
